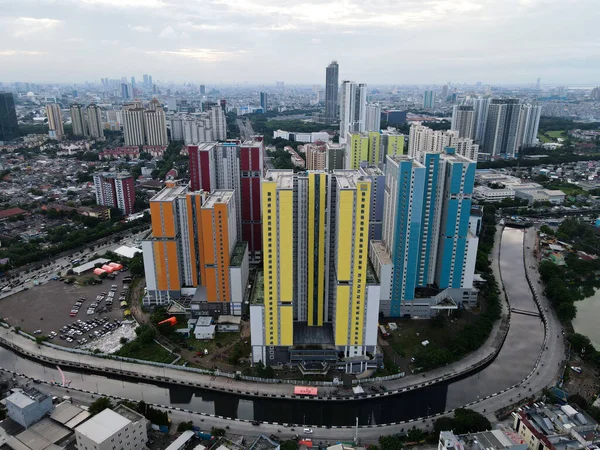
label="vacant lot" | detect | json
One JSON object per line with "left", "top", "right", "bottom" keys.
{"left": 0, "top": 271, "right": 132, "bottom": 348}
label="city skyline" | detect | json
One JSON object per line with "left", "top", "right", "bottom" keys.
{"left": 1, "top": 0, "right": 598, "bottom": 84}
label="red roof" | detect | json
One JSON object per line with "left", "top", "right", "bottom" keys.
{"left": 0, "top": 208, "right": 26, "bottom": 219}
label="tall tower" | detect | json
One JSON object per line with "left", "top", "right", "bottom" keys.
{"left": 483, "top": 99, "right": 521, "bottom": 158}
{"left": 365, "top": 104, "right": 381, "bottom": 132}
{"left": 516, "top": 103, "right": 542, "bottom": 150}
{"left": 122, "top": 104, "right": 145, "bottom": 146}
{"left": 260, "top": 92, "right": 268, "bottom": 112}
{"left": 339, "top": 81, "right": 366, "bottom": 144}
{"left": 451, "top": 105, "right": 475, "bottom": 139}
{"left": 472, "top": 98, "right": 491, "bottom": 144}
{"left": 240, "top": 138, "right": 264, "bottom": 263}
{"left": 325, "top": 61, "right": 339, "bottom": 123}
{"left": 144, "top": 106, "right": 168, "bottom": 146}
{"left": 93, "top": 173, "right": 135, "bottom": 215}
{"left": 86, "top": 104, "right": 104, "bottom": 139}
{"left": 423, "top": 90, "right": 436, "bottom": 109}
{"left": 0, "top": 92, "right": 19, "bottom": 143}
{"left": 70, "top": 104, "right": 88, "bottom": 137}
{"left": 250, "top": 170, "right": 380, "bottom": 371}
{"left": 46, "top": 103, "right": 64, "bottom": 141}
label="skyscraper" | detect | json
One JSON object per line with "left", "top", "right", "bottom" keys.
{"left": 143, "top": 74, "right": 149, "bottom": 88}
{"left": 70, "top": 104, "right": 88, "bottom": 137}
{"left": 240, "top": 138, "right": 264, "bottom": 262}
{"left": 441, "top": 84, "right": 449, "bottom": 102}
{"left": 516, "top": 103, "right": 542, "bottom": 150}
{"left": 143, "top": 105, "right": 168, "bottom": 146}
{"left": 250, "top": 170, "right": 380, "bottom": 371}
{"left": 365, "top": 104, "right": 381, "bottom": 132}
{"left": 200, "top": 84, "right": 206, "bottom": 95}
{"left": 371, "top": 149, "right": 478, "bottom": 317}
{"left": 345, "top": 130, "right": 405, "bottom": 169}
{"left": 86, "top": 104, "right": 104, "bottom": 139}
{"left": 142, "top": 183, "right": 248, "bottom": 314}
{"left": 122, "top": 104, "right": 145, "bottom": 146}
{"left": 0, "top": 92, "right": 19, "bottom": 143}
{"left": 93, "top": 172, "right": 135, "bottom": 215}
{"left": 46, "top": 103, "right": 64, "bottom": 141}
{"left": 325, "top": 61, "right": 339, "bottom": 123}
{"left": 189, "top": 142, "right": 218, "bottom": 192}
{"left": 408, "top": 124, "right": 478, "bottom": 162}
{"left": 423, "top": 90, "right": 436, "bottom": 109}
{"left": 451, "top": 105, "right": 475, "bottom": 139}
{"left": 472, "top": 97, "right": 491, "bottom": 144}
{"left": 260, "top": 92, "right": 268, "bottom": 112}
{"left": 483, "top": 99, "right": 521, "bottom": 158}
{"left": 339, "top": 81, "right": 366, "bottom": 143}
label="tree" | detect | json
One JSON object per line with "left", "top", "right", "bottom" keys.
{"left": 178, "top": 421, "right": 194, "bottom": 432}
{"left": 379, "top": 435, "right": 403, "bottom": 450}
{"left": 89, "top": 397, "right": 113, "bottom": 416}
{"left": 211, "top": 427, "right": 226, "bottom": 437}
{"left": 434, "top": 416, "right": 456, "bottom": 435}
{"left": 281, "top": 441, "right": 299, "bottom": 450}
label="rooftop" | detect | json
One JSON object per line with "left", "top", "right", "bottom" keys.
{"left": 250, "top": 269, "right": 264, "bottom": 304}
{"left": 248, "top": 435, "right": 281, "bottom": 450}
{"left": 203, "top": 190, "right": 234, "bottom": 209}
{"left": 151, "top": 183, "right": 188, "bottom": 202}
{"left": 75, "top": 408, "right": 131, "bottom": 444}
{"left": 195, "top": 316, "right": 213, "bottom": 327}
{"left": 14, "top": 417, "right": 71, "bottom": 450}
{"left": 359, "top": 166, "right": 384, "bottom": 177}
{"left": 387, "top": 154, "right": 424, "bottom": 168}
{"left": 6, "top": 387, "right": 49, "bottom": 409}
{"left": 230, "top": 241, "right": 248, "bottom": 266}
{"left": 333, "top": 171, "right": 370, "bottom": 190}
{"left": 166, "top": 430, "right": 196, "bottom": 450}
{"left": 264, "top": 170, "right": 295, "bottom": 189}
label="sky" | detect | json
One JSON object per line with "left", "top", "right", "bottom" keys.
{"left": 0, "top": 0, "right": 598, "bottom": 85}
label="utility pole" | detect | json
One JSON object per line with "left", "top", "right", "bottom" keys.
{"left": 354, "top": 416, "right": 359, "bottom": 445}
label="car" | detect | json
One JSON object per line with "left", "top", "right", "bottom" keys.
{"left": 66, "top": 337, "right": 73, "bottom": 342}
{"left": 251, "top": 420, "right": 260, "bottom": 426}
{"left": 33, "top": 330, "right": 42, "bottom": 334}
{"left": 380, "top": 384, "right": 387, "bottom": 391}
{"left": 303, "top": 428, "right": 313, "bottom": 434}
{"left": 370, "top": 386, "right": 378, "bottom": 393}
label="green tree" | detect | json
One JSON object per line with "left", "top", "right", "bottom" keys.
{"left": 379, "top": 435, "right": 403, "bottom": 450}
{"left": 89, "top": 397, "right": 113, "bottom": 416}
{"left": 211, "top": 427, "right": 226, "bottom": 436}
{"left": 178, "top": 421, "right": 194, "bottom": 432}
{"left": 281, "top": 441, "right": 299, "bottom": 450}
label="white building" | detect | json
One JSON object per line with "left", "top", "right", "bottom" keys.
{"left": 474, "top": 185, "right": 515, "bottom": 201}
{"left": 516, "top": 103, "right": 542, "bottom": 150}
{"left": 365, "top": 104, "right": 381, "bottom": 132}
{"left": 87, "top": 104, "right": 105, "bottom": 139}
{"left": 194, "top": 316, "right": 216, "bottom": 340}
{"left": 74, "top": 405, "right": 147, "bottom": 450}
{"left": 451, "top": 105, "right": 475, "bottom": 139}
{"left": 144, "top": 108, "right": 168, "bottom": 146}
{"left": 70, "top": 104, "right": 88, "bottom": 137}
{"left": 273, "top": 130, "right": 330, "bottom": 143}
{"left": 170, "top": 107, "right": 227, "bottom": 145}
{"left": 5, "top": 388, "right": 53, "bottom": 429}
{"left": 339, "top": 81, "right": 366, "bottom": 143}
{"left": 46, "top": 103, "right": 64, "bottom": 141}
{"left": 122, "top": 105, "right": 145, "bottom": 146}
{"left": 514, "top": 188, "right": 565, "bottom": 205}
{"left": 409, "top": 124, "right": 479, "bottom": 162}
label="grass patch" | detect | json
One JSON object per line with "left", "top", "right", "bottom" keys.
{"left": 538, "top": 133, "right": 551, "bottom": 143}
{"left": 186, "top": 332, "right": 240, "bottom": 356}
{"left": 547, "top": 130, "right": 566, "bottom": 139}
{"left": 117, "top": 341, "right": 174, "bottom": 363}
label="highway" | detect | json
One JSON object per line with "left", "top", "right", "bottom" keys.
{"left": 0, "top": 226, "right": 566, "bottom": 439}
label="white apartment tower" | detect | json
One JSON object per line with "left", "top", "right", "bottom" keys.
{"left": 409, "top": 123, "right": 479, "bottom": 162}
{"left": 144, "top": 107, "right": 168, "bottom": 146}
{"left": 451, "top": 105, "right": 475, "bottom": 139}
{"left": 365, "top": 104, "right": 381, "bottom": 132}
{"left": 122, "top": 104, "right": 145, "bottom": 146}
{"left": 70, "top": 104, "right": 88, "bottom": 137}
{"left": 339, "top": 81, "right": 367, "bottom": 144}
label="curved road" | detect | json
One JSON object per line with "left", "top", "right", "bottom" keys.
{"left": 0, "top": 227, "right": 565, "bottom": 435}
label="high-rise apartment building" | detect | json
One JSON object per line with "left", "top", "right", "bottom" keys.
{"left": 209, "top": 106, "right": 227, "bottom": 140}
{"left": 305, "top": 142, "right": 327, "bottom": 170}
{"left": 370, "top": 149, "right": 479, "bottom": 317}
{"left": 359, "top": 166, "right": 385, "bottom": 242}
{"left": 144, "top": 106, "right": 168, "bottom": 146}
{"left": 240, "top": 138, "right": 264, "bottom": 262}
{"left": 325, "top": 61, "right": 339, "bottom": 123}
{"left": 451, "top": 105, "right": 475, "bottom": 139}
{"left": 472, "top": 97, "right": 491, "bottom": 144}
{"left": 142, "top": 183, "right": 249, "bottom": 314}
{"left": 122, "top": 104, "right": 145, "bottom": 146}
{"left": 326, "top": 142, "right": 346, "bottom": 170}
{"left": 260, "top": 92, "right": 268, "bottom": 112}
{"left": 86, "top": 104, "right": 104, "bottom": 139}
{"left": 365, "top": 104, "right": 381, "bottom": 132}
{"left": 423, "top": 90, "right": 436, "bottom": 109}
{"left": 0, "top": 92, "right": 19, "bottom": 143}
{"left": 409, "top": 124, "right": 479, "bottom": 162}
{"left": 441, "top": 84, "right": 449, "bottom": 101}
{"left": 189, "top": 142, "right": 218, "bottom": 192}
{"left": 346, "top": 130, "right": 405, "bottom": 169}
{"left": 516, "top": 103, "right": 542, "bottom": 150}
{"left": 250, "top": 170, "right": 380, "bottom": 372}
{"left": 339, "top": 81, "right": 367, "bottom": 143}
{"left": 46, "top": 103, "right": 64, "bottom": 141}
{"left": 483, "top": 99, "right": 521, "bottom": 158}
{"left": 93, "top": 172, "right": 135, "bottom": 215}
{"left": 200, "top": 84, "right": 206, "bottom": 95}
{"left": 70, "top": 103, "right": 88, "bottom": 137}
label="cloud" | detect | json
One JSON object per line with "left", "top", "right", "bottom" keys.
{"left": 100, "top": 39, "right": 120, "bottom": 45}
{"left": 13, "top": 17, "right": 61, "bottom": 37}
{"left": 149, "top": 48, "right": 245, "bottom": 62}
{"left": 129, "top": 24, "right": 151, "bottom": 32}
{"left": 0, "top": 50, "right": 46, "bottom": 56}
{"left": 81, "top": 0, "right": 164, "bottom": 8}
{"left": 158, "top": 26, "right": 177, "bottom": 38}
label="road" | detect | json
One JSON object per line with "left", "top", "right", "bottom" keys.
{"left": 236, "top": 118, "right": 255, "bottom": 141}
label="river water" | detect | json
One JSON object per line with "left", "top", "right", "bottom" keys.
{"left": 573, "top": 290, "right": 600, "bottom": 349}
{"left": 0, "top": 227, "right": 545, "bottom": 425}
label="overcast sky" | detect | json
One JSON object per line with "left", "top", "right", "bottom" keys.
{"left": 0, "top": 0, "right": 598, "bottom": 85}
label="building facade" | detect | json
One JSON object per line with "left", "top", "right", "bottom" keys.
{"left": 122, "top": 104, "right": 145, "bottom": 146}
{"left": 70, "top": 103, "right": 88, "bottom": 137}
{"left": 483, "top": 99, "right": 521, "bottom": 158}
{"left": 240, "top": 138, "right": 264, "bottom": 263}
{"left": 339, "top": 81, "right": 366, "bottom": 143}
{"left": 144, "top": 107, "right": 168, "bottom": 146}
{"left": 250, "top": 170, "right": 381, "bottom": 372}
{"left": 0, "top": 92, "right": 19, "bottom": 143}
{"left": 325, "top": 61, "right": 339, "bottom": 123}
{"left": 451, "top": 105, "right": 475, "bottom": 139}
{"left": 46, "top": 103, "right": 64, "bottom": 140}
{"left": 75, "top": 405, "right": 148, "bottom": 450}
{"left": 87, "top": 104, "right": 104, "bottom": 139}
{"left": 423, "top": 90, "right": 436, "bottom": 108}
{"left": 93, "top": 173, "right": 135, "bottom": 215}
{"left": 408, "top": 124, "right": 478, "bottom": 161}
{"left": 260, "top": 92, "right": 268, "bottom": 112}
{"left": 365, "top": 104, "right": 381, "bottom": 132}
{"left": 516, "top": 103, "right": 542, "bottom": 150}
{"left": 472, "top": 97, "right": 491, "bottom": 144}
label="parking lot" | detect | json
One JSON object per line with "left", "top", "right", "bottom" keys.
{"left": 0, "top": 270, "right": 134, "bottom": 349}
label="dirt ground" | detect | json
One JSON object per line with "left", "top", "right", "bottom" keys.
{"left": 0, "top": 270, "right": 132, "bottom": 348}
{"left": 563, "top": 354, "right": 600, "bottom": 402}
